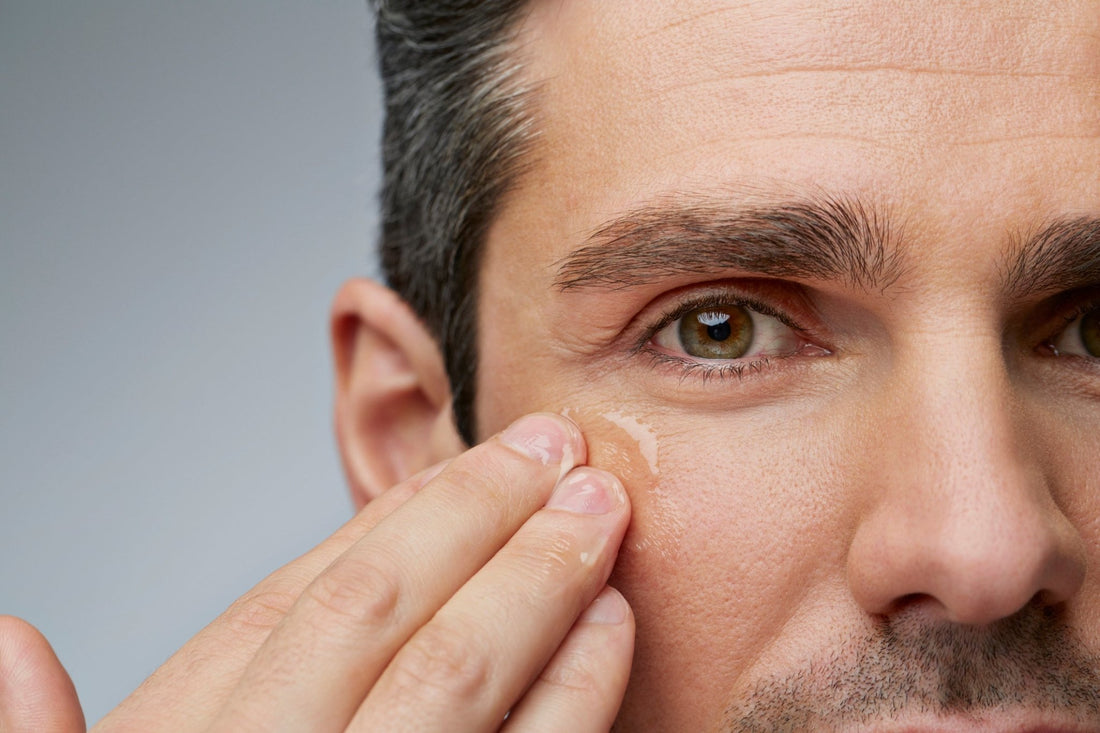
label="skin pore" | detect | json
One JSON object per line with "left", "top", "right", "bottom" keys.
{"left": 474, "top": 0, "right": 1100, "bottom": 730}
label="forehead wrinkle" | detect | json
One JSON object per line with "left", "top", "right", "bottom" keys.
{"left": 617, "top": 74, "right": 1096, "bottom": 157}
{"left": 644, "top": 66, "right": 1092, "bottom": 100}
{"left": 617, "top": 0, "right": 1098, "bottom": 75}
{"left": 628, "top": 4, "right": 752, "bottom": 42}
{"left": 553, "top": 193, "right": 906, "bottom": 293}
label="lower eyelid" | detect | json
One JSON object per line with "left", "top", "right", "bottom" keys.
{"left": 636, "top": 344, "right": 835, "bottom": 395}
{"left": 642, "top": 349, "right": 769, "bottom": 378}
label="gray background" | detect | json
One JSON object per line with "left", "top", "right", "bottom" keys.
{"left": 1, "top": 2, "right": 383, "bottom": 723}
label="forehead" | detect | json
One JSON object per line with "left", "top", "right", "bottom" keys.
{"left": 497, "top": 0, "right": 1099, "bottom": 244}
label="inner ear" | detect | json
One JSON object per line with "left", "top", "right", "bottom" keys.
{"left": 330, "top": 278, "right": 464, "bottom": 506}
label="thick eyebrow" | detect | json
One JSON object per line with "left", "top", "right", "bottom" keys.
{"left": 553, "top": 195, "right": 905, "bottom": 292}
{"left": 1001, "top": 216, "right": 1100, "bottom": 298}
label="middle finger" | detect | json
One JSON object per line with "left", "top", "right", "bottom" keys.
{"left": 208, "top": 413, "right": 586, "bottom": 732}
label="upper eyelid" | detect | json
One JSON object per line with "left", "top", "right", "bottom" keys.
{"left": 1031, "top": 289, "right": 1100, "bottom": 342}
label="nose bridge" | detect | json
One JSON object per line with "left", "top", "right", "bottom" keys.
{"left": 901, "top": 335, "right": 1019, "bottom": 496}
{"left": 847, "top": 330, "right": 1085, "bottom": 624}
{"left": 892, "top": 338, "right": 1038, "bottom": 562}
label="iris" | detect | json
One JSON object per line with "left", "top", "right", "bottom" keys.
{"left": 677, "top": 306, "right": 753, "bottom": 359}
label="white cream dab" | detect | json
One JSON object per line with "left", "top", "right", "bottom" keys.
{"left": 601, "top": 411, "right": 659, "bottom": 475}
{"left": 557, "top": 408, "right": 577, "bottom": 481}
{"left": 558, "top": 440, "right": 574, "bottom": 482}
{"left": 517, "top": 432, "right": 553, "bottom": 465}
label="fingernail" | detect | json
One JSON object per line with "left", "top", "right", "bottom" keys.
{"left": 547, "top": 468, "right": 622, "bottom": 515}
{"left": 582, "top": 587, "right": 629, "bottom": 625}
{"left": 500, "top": 413, "right": 576, "bottom": 466}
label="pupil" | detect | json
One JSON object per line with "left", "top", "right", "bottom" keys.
{"left": 707, "top": 321, "right": 732, "bottom": 341}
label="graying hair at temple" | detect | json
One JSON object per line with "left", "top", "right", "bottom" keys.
{"left": 373, "top": 0, "right": 536, "bottom": 443}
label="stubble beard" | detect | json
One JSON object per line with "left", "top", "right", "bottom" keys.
{"left": 715, "top": 604, "right": 1100, "bottom": 732}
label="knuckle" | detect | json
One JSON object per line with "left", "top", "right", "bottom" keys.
{"left": 389, "top": 621, "right": 492, "bottom": 703}
{"left": 301, "top": 556, "right": 402, "bottom": 631}
{"left": 441, "top": 460, "right": 513, "bottom": 511}
{"left": 223, "top": 582, "right": 300, "bottom": 636}
{"left": 539, "top": 645, "right": 606, "bottom": 695}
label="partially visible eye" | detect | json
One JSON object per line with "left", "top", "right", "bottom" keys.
{"left": 652, "top": 303, "right": 803, "bottom": 360}
{"left": 1050, "top": 305, "right": 1100, "bottom": 358}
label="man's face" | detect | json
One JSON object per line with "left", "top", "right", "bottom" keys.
{"left": 473, "top": 0, "right": 1100, "bottom": 729}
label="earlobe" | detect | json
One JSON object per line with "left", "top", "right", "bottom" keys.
{"left": 330, "top": 278, "right": 466, "bottom": 508}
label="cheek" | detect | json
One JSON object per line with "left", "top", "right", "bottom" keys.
{"left": 605, "top": 407, "right": 865, "bottom": 722}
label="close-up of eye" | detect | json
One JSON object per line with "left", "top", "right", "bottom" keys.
{"left": 651, "top": 302, "right": 805, "bottom": 361}
{"left": 1049, "top": 305, "right": 1100, "bottom": 359}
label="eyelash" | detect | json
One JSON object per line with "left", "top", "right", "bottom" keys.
{"left": 633, "top": 290, "right": 819, "bottom": 382}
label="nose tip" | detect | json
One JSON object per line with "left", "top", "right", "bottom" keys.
{"left": 854, "top": 507, "right": 1086, "bottom": 624}
{"left": 846, "top": 353, "right": 1088, "bottom": 627}
{"left": 849, "top": 496, "right": 1086, "bottom": 625}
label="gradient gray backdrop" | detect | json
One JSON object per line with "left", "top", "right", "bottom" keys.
{"left": 1, "top": 2, "right": 383, "bottom": 723}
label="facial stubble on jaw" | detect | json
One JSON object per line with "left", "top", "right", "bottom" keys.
{"left": 719, "top": 604, "right": 1100, "bottom": 732}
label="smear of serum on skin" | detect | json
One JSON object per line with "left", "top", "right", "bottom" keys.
{"left": 601, "top": 411, "right": 659, "bottom": 475}
{"left": 562, "top": 407, "right": 685, "bottom": 561}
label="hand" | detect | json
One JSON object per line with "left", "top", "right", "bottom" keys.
{"left": 2, "top": 413, "right": 633, "bottom": 732}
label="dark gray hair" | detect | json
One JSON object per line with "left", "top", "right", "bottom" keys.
{"left": 373, "top": 0, "right": 537, "bottom": 444}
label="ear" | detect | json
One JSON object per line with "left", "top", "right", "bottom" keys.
{"left": 330, "top": 278, "right": 466, "bottom": 509}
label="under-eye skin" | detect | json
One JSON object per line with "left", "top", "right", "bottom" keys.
{"left": 1046, "top": 302, "right": 1100, "bottom": 360}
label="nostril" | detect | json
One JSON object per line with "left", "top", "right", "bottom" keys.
{"left": 889, "top": 592, "right": 927, "bottom": 613}
{"left": 880, "top": 592, "right": 948, "bottom": 621}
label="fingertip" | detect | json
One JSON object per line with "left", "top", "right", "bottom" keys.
{"left": 0, "top": 615, "right": 52, "bottom": 689}
{"left": 498, "top": 412, "right": 588, "bottom": 471}
{"left": 580, "top": 586, "right": 632, "bottom": 626}
{"left": 554, "top": 411, "right": 588, "bottom": 459}
{"left": 0, "top": 616, "right": 86, "bottom": 733}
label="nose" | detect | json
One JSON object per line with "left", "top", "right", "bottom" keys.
{"left": 846, "top": 344, "right": 1086, "bottom": 625}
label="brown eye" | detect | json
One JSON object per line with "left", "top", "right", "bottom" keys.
{"left": 1082, "top": 308, "right": 1100, "bottom": 357}
{"left": 676, "top": 305, "right": 753, "bottom": 359}
{"left": 651, "top": 299, "right": 810, "bottom": 364}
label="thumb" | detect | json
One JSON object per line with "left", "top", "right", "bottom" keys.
{"left": 0, "top": 616, "right": 85, "bottom": 733}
